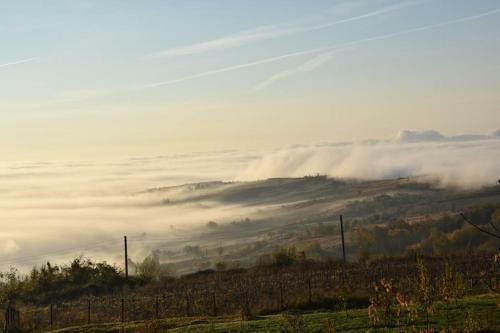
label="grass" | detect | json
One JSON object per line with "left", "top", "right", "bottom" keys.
{"left": 49, "top": 294, "right": 500, "bottom": 333}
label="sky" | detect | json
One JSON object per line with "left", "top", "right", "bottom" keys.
{"left": 1, "top": 0, "right": 500, "bottom": 160}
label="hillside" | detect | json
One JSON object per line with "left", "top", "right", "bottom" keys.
{"left": 138, "top": 176, "right": 500, "bottom": 275}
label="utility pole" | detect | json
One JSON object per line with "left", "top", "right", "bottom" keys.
{"left": 339, "top": 215, "right": 346, "bottom": 263}
{"left": 124, "top": 235, "right": 128, "bottom": 280}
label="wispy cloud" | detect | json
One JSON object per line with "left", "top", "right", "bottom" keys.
{"left": 145, "top": 1, "right": 420, "bottom": 59}
{"left": 252, "top": 50, "right": 337, "bottom": 92}
{"left": 142, "top": 47, "right": 329, "bottom": 88}
{"left": 0, "top": 57, "right": 37, "bottom": 69}
{"left": 146, "top": 25, "right": 296, "bottom": 59}
{"left": 302, "top": 1, "right": 423, "bottom": 34}
{"left": 348, "top": 7, "right": 500, "bottom": 44}
{"left": 251, "top": 7, "right": 500, "bottom": 91}
{"left": 144, "top": 7, "right": 500, "bottom": 89}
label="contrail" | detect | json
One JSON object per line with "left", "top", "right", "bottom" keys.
{"left": 143, "top": 47, "right": 333, "bottom": 88}
{"left": 304, "top": 0, "right": 426, "bottom": 32}
{"left": 144, "top": 7, "right": 500, "bottom": 89}
{"left": 0, "top": 57, "right": 37, "bottom": 69}
{"left": 252, "top": 50, "right": 337, "bottom": 92}
{"left": 335, "top": 7, "right": 500, "bottom": 47}
{"left": 146, "top": 0, "right": 423, "bottom": 59}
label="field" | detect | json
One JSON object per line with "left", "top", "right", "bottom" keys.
{"left": 50, "top": 294, "right": 500, "bottom": 332}
{"left": 3, "top": 251, "right": 498, "bottom": 332}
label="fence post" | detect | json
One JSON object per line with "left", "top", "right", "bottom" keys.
{"left": 307, "top": 275, "right": 312, "bottom": 304}
{"left": 121, "top": 298, "right": 125, "bottom": 323}
{"left": 155, "top": 296, "right": 159, "bottom": 319}
{"left": 340, "top": 215, "right": 346, "bottom": 263}
{"left": 49, "top": 304, "right": 53, "bottom": 329}
{"left": 279, "top": 280, "right": 284, "bottom": 311}
{"left": 212, "top": 291, "right": 217, "bottom": 317}
{"left": 87, "top": 298, "right": 91, "bottom": 325}
{"left": 185, "top": 289, "right": 191, "bottom": 317}
{"left": 124, "top": 236, "right": 128, "bottom": 280}
{"left": 131, "top": 297, "right": 135, "bottom": 322}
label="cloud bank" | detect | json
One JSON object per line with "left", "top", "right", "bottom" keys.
{"left": 237, "top": 129, "right": 500, "bottom": 189}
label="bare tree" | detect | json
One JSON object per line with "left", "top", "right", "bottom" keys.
{"left": 459, "top": 212, "right": 500, "bottom": 239}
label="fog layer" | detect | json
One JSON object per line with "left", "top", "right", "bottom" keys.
{"left": 1, "top": 129, "right": 498, "bottom": 270}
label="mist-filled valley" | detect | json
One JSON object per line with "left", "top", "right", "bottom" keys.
{"left": 2, "top": 129, "right": 499, "bottom": 274}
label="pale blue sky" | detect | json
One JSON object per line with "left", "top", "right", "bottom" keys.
{"left": 1, "top": 0, "right": 499, "bottom": 159}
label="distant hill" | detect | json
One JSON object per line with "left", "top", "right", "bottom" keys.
{"left": 139, "top": 176, "right": 500, "bottom": 275}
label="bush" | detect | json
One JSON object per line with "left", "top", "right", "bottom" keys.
{"left": 272, "top": 247, "right": 299, "bottom": 267}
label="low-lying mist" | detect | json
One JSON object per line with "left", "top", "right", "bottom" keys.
{"left": 0, "top": 150, "right": 258, "bottom": 271}
{"left": 238, "top": 129, "right": 500, "bottom": 189}
{"left": 1, "top": 129, "right": 499, "bottom": 271}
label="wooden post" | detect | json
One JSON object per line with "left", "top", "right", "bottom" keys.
{"left": 308, "top": 276, "right": 312, "bottom": 304}
{"left": 279, "top": 281, "right": 284, "bottom": 311}
{"left": 121, "top": 298, "right": 125, "bottom": 323}
{"left": 131, "top": 297, "right": 135, "bottom": 322}
{"left": 212, "top": 292, "right": 217, "bottom": 317}
{"left": 185, "top": 290, "right": 190, "bottom": 317}
{"left": 124, "top": 236, "right": 128, "bottom": 280}
{"left": 155, "top": 296, "right": 159, "bottom": 319}
{"left": 50, "top": 304, "right": 53, "bottom": 329}
{"left": 87, "top": 299, "right": 91, "bottom": 325}
{"left": 340, "top": 215, "right": 346, "bottom": 263}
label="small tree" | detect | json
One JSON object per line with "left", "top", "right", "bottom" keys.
{"left": 206, "top": 221, "right": 219, "bottom": 229}
{"left": 272, "top": 247, "right": 298, "bottom": 267}
{"left": 136, "top": 253, "right": 169, "bottom": 282}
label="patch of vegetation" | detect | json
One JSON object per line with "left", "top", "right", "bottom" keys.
{"left": 352, "top": 203, "right": 500, "bottom": 259}
{"left": 48, "top": 294, "right": 500, "bottom": 332}
{"left": 0, "top": 257, "right": 129, "bottom": 305}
